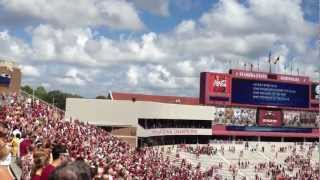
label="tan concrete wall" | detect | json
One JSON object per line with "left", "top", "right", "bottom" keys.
{"left": 111, "top": 127, "right": 137, "bottom": 136}
{"left": 65, "top": 98, "right": 216, "bottom": 127}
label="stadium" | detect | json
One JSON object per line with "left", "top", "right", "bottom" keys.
{"left": 0, "top": 60, "right": 319, "bottom": 179}
{"left": 65, "top": 68, "right": 320, "bottom": 146}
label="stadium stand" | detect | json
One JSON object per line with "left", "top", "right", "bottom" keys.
{"left": 0, "top": 91, "right": 319, "bottom": 179}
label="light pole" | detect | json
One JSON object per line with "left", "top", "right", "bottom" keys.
{"left": 32, "top": 88, "right": 35, "bottom": 104}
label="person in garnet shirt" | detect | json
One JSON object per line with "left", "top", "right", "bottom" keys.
{"left": 19, "top": 134, "right": 34, "bottom": 158}
{"left": 31, "top": 150, "right": 50, "bottom": 180}
{"left": 40, "top": 144, "right": 68, "bottom": 180}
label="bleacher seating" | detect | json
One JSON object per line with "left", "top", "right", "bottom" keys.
{"left": 0, "top": 92, "right": 319, "bottom": 179}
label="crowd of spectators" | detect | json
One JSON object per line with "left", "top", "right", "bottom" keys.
{"left": 0, "top": 92, "right": 319, "bottom": 179}
{"left": 0, "top": 93, "right": 220, "bottom": 179}
{"left": 177, "top": 142, "right": 319, "bottom": 180}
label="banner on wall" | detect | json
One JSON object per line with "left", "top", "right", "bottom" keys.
{"left": 258, "top": 109, "right": 282, "bottom": 127}
{"left": 213, "top": 107, "right": 256, "bottom": 126}
{"left": 140, "top": 128, "right": 212, "bottom": 137}
{"left": 283, "top": 111, "right": 317, "bottom": 128}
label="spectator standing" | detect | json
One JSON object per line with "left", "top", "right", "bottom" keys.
{"left": 31, "top": 150, "right": 50, "bottom": 180}
{"left": 19, "top": 134, "right": 33, "bottom": 158}
{"left": 40, "top": 144, "right": 68, "bottom": 180}
{"left": 21, "top": 145, "right": 34, "bottom": 180}
{"left": 11, "top": 133, "right": 21, "bottom": 157}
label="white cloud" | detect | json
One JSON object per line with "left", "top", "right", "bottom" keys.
{"left": 40, "top": 82, "right": 51, "bottom": 89}
{"left": 147, "top": 65, "right": 177, "bottom": 89}
{"left": 175, "top": 20, "right": 196, "bottom": 35}
{"left": 20, "top": 65, "right": 40, "bottom": 77}
{"left": 136, "top": 33, "right": 166, "bottom": 60}
{"left": 55, "top": 67, "right": 98, "bottom": 86}
{"left": 28, "top": 25, "right": 167, "bottom": 66}
{"left": 132, "top": 0, "right": 170, "bottom": 17}
{"left": 198, "top": 0, "right": 316, "bottom": 54}
{"left": 0, "top": 0, "right": 145, "bottom": 30}
{"left": 126, "top": 64, "right": 177, "bottom": 89}
{"left": 176, "top": 61, "right": 195, "bottom": 76}
{"left": 86, "top": 32, "right": 166, "bottom": 64}
{"left": 30, "top": 25, "right": 97, "bottom": 65}
{"left": 127, "top": 66, "right": 139, "bottom": 86}
{"left": 0, "top": 0, "right": 318, "bottom": 97}
{"left": 0, "top": 30, "right": 31, "bottom": 62}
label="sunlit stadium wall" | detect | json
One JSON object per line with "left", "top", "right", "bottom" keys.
{"left": 65, "top": 98, "right": 216, "bottom": 146}
{"left": 65, "top": 98, "right": 216, "bottom": 127}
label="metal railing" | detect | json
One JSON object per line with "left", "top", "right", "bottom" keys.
{"left": 20, "top": 89, "right": 65, "bottom": 114}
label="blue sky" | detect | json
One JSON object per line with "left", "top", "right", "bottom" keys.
{"left": 0, "top": 0, "right": 319, "bottom": 97}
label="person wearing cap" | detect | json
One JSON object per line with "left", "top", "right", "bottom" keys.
{"left": 40, "top": 144, "right": 69, "bottom": 180}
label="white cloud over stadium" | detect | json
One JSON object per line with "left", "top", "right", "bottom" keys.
{"left": 0, "top": 0, "right": 318, "bottom": 97}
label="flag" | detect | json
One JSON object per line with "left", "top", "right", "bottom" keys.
{"left": 273, "top": 57, "right": 280, "bottom": 64}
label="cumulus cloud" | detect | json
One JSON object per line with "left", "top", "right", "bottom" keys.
{"left": 175, "top": 20, "right": 196, "bottom": 35}
{"left": 0, "top": 0, "right": 145, "bottom": 30}
{"left": 127, "top": 66, "right": 139, "bottom": 86}
{"left": 20, "top": 65, "right": 40, "bottom": 77}
{"left": 55, "top": 67, "right": 98, "bottom": 86}
{"left": 30, "top": 25, "right": 97, "bottom": 65}
{"left": 0, "top": 30, "right": 31, "bottom": 61}
{"left": 126, "top": 64, "right": 177, "bottom": 89}
{"left": 199, "top": 0, "right": 316, "bottom": 54}
{"left": 0, "top": 0, "right": 318, "bottom": 97}
{"left": 132, "top": 0, "right": 170, "bottom": 17}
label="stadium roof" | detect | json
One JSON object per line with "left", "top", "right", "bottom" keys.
{"left": 109, "top": 91, "right": 199, "bottom": 105}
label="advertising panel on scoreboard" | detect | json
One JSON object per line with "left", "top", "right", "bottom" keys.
{"left": 231, "top": 78, "right": 310, "bottom": 108}
{"left": 199, "top": 72, "right": 231, "bottom": 105}
{"left": 207, "top": 73, "right": 231, "bottom": 96}
{"left": 283, "top": 111, "right": 317, "bottom": 128}
{"left": 213, "top": 107, "right": 256, "bottom": 126}
{"left": 258, "top": 109, "right": 282, "bottom": 127}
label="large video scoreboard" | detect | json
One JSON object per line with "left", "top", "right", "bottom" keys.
{"left": 231, "top": 78, "right": 310, "bottom": 108}
{"left": 200, "top": 69, "right": 312, "bottom": 110}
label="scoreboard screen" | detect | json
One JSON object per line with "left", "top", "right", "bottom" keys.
{"left": 231, "top": 78, "right": 310, "bottom": 108}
